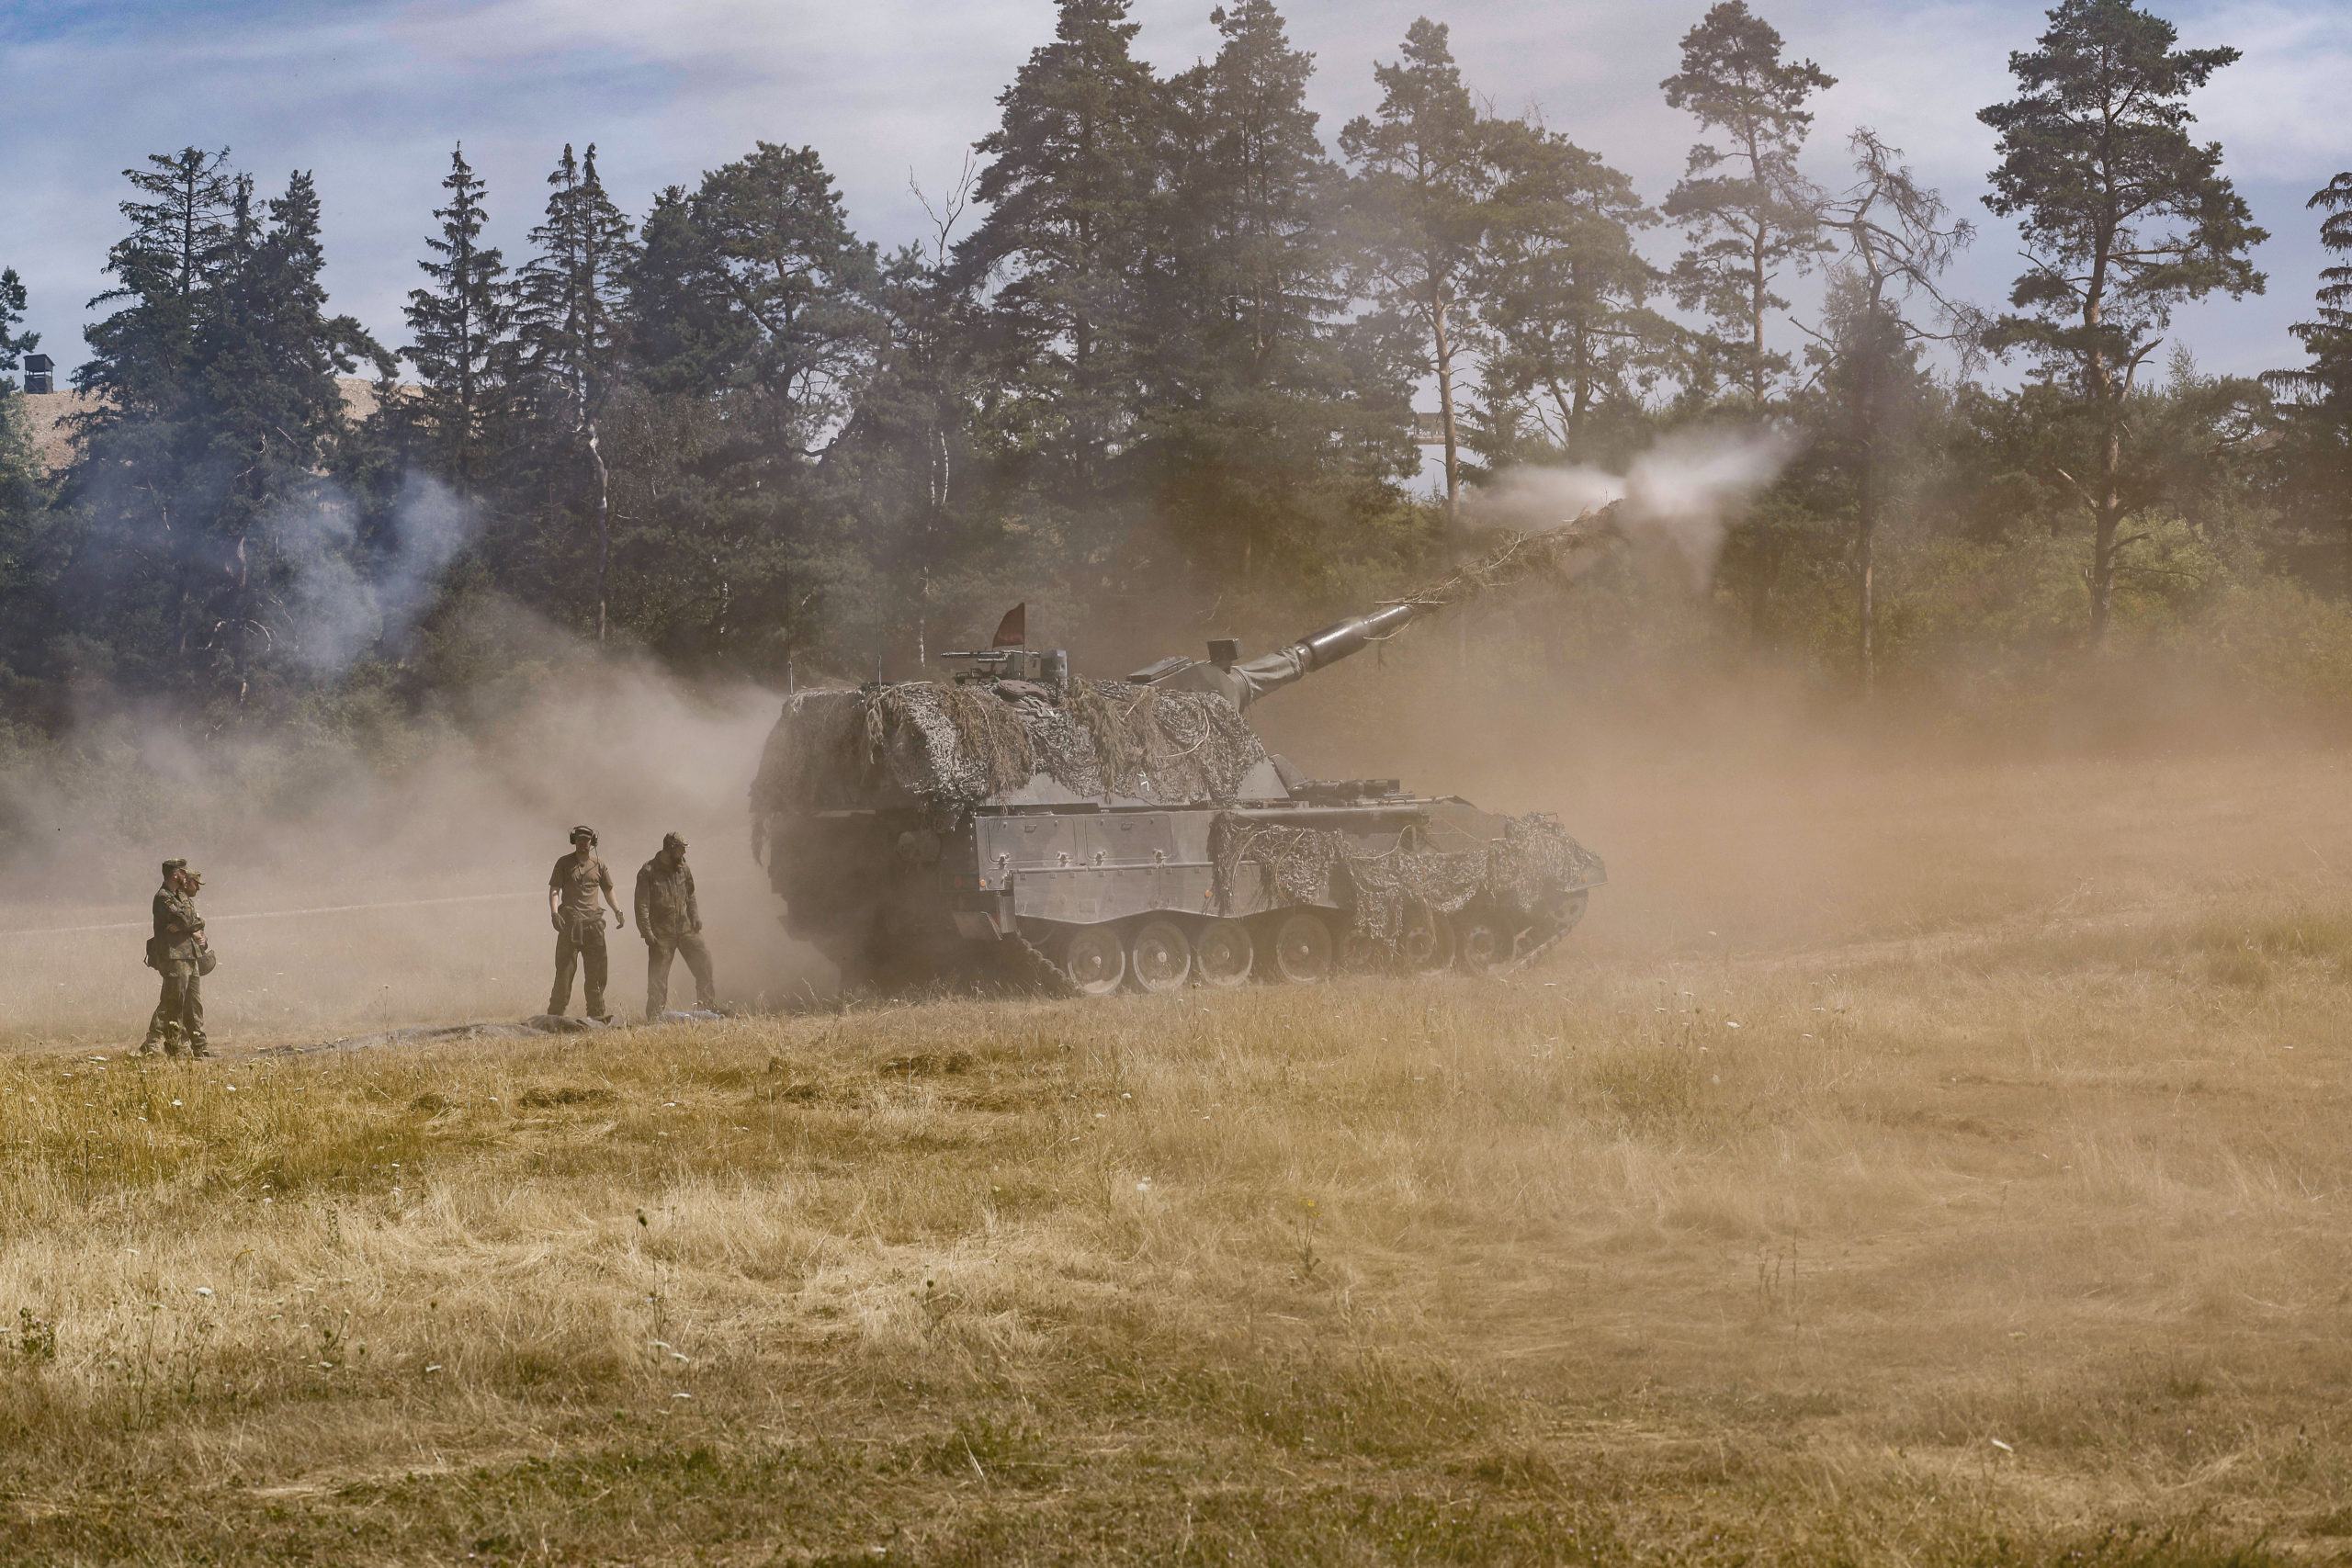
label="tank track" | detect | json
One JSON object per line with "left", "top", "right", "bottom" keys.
{"left": 1498, "top": 892, "right": 1592, "bottom": 976}
{"left": 997, "top": 931, "right": 1080, "bottom": 998}
{"left": 1499, "top": 920, "right": 1570, "bottom": 976}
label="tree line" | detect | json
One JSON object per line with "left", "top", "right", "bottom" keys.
{"left": 0, "top": 0, "right": 2347, "bottom": 731}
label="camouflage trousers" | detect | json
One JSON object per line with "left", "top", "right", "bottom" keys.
{"left": 142, "top": 961, "right": 207, "bottom": 1055}
{"left": 644, "top": 931, "right": 717, "bottom": 1019}
{"left": 549, "top": 919, "right": 610, "bottom": 1018}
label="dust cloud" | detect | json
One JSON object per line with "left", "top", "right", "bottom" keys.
{"left": 1255, "top": 633, "right": 2352, "bottom": 970}
{"left": 0, "top": 637, "right": 823, "bottom": 1049}
{"left": 9, "top": 506, "right": 2350, "bottom": 1055}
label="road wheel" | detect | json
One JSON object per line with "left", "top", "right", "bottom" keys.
{"left": 1059, "top": 926, "right": 1125, "bottom": 997}
{"left": 1397, "top": 906, "right": 1457, "bottom": 973}
{"left": 1129, "top": 919, "right": 1193, "bottom": 993}
{"left": 1194, "top": 919, "right": 1254, "bottom": 988}
{"left": 1268, "top": 910, "right": 1335, "bottom": 985}
{"left": 1453, "top": 909, "right": 1513, "bottom": 974}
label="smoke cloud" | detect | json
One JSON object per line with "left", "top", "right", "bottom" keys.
{"left": 1467, "top": 427, "right": 1800, "bottom": 581}
{"left": 283, "top": 473, "right": 474, "bottom": 674}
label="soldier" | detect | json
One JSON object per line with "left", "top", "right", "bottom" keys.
{"left": 636, "top": 831, "right": 717, "bottom": 1018}
{"left": 547, "top": 825, "right": 625, "bottom": 1019}
{"left": 141, "top": 858, "right": 210, "bottom": 1058}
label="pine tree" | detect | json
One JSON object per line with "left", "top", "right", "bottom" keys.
{"left": 515, "top": 143, "right": 637, "bottom": 639}
{"left": 1477, "top": 121, "right": 1666, "bottom": 467}
{"left": 1660, "top": 2, "right": 1835, "bottom": 406}
{"left": 628, "top": 186, "right": 755, "bottom": 400}
{"left": 1806, "top": 130, "right": 1974, "bottom": 688}
{"left": 688, "top": 141, "right": 883, "bottom": 456}
{"left": 615, "top": 148, "right": 888, "bottom": 669}
{"left": 957, "top": 0, "right": 1162, "bottom": 507}
{"left": 1339, "top": 17, "right": 1497, "bottom": 530}
{"left": 1979, "top": 0, "right": 2265, "bottom": 645}
{"left": 402, "top": 145, "right": 514, "bottom": 491}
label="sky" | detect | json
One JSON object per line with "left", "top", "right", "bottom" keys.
{"left": 3, "top": 0, "right": 2347, "bottom": 393}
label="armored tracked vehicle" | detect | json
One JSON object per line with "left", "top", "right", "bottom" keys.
{"left": 751, "top": 524, "right": 1611, "bottom": 995}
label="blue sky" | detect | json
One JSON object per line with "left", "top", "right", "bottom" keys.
{"left": 3, "top": 0, "right": 2346, "bottom": 387}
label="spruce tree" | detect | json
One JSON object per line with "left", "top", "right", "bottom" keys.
{"left": 957, "top": 0, "right": 1162, "bottom": 507}
{"left": 1164, "top": 1, "right": 1340, "bottom": 387}
{"left": 68, "top": 155, "right": 387, "bottom": 695}
{"left": 515, "top": 143, "right": 637, "bottom": 638}
{"left": 0, "top": 267, "right": 35, "bottom": 387}
{"left": 193, "top": 169, "right": 390, "bottom": 687}
{"left": 77, "top": 147, "right": 236, "bottom": 419}
{"left": 68, "top": 148, "right": 243, "bottom": 680}
{"left": 1339, "top": 17, "right": 1497, "bottom": 530}
{"left": 616, "top": 148, "right": 888, "bottom": 670}
{"left": 1154, "top": 0, "right": 1403, "bottom": 583}
{"left": 2262, "top": 174, "right": 2352, "bottom": 586}
{"left": 0, "top": 268, "right": 45, "bottom": 686}
{"left": 402, "top": 144, "right": 514, "bottom": 491}
{"left": 1979, "top": 0, "right": 2265, "bottom": 645}
{"left": 1659, "top": 2, "right": 1834, "bottom": 406}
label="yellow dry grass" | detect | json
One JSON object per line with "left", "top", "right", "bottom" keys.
{"left": 4, "top": 739, "right": 2351, "bottom": 1563}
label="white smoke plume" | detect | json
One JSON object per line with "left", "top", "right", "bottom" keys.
{"left": 282, "top": 473, "right": 473, "bottom": 673}
{"left": 1467, "top": 427, "right": 1799, "bottom": 581}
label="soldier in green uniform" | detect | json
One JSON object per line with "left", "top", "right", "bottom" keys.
{"left": 548, "top": 825, "right": 625, "bottom": 1019}
{"left": 141, "top": 858, "right": 210, "bottom": 1058}
{"left": 636, "top": 831, "right": 717, "bottom": 1018}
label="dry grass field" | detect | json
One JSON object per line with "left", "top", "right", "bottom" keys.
{"left": 5, "top": 721, "right": 2352, "bottom": 1564}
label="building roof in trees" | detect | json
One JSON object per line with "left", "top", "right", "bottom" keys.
{"left": 14, "top": 378, "right": 404, "bottom": 474}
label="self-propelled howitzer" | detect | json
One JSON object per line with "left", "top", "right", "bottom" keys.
{"left": 750, "top": 520, "right": 1611, "bottom": 995}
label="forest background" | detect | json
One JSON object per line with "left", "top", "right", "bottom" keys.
{"left": 1, "top": 0, "right": 2349, "bottom": 829}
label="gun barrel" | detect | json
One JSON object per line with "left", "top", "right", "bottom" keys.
{"left": 1170, "top": 511, "right": 1620, "bottom": 709}
{"left": 1293, "top": 601, "right": 1419, "bottom": 671}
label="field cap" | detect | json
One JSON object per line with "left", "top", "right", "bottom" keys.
{"left": 570, "top": 824, "right": 597, "bottom": 843}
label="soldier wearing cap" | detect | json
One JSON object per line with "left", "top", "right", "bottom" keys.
{"left": 141, "top": 858, "right": 210, "bottom": 1058}
{"left": 547, "top": 826, "right": 625, "bottom": 1019}
{"left": 636, "top": 831, "right": 717, "bottom": 1018}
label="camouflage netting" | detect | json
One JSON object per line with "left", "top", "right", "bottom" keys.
{"left": 1390, "top": 507, "right": 1623, "bottom": 616}
{"left": 752, "top": 678, "right": 1267, "bottom": 820}
{"left": 1212, "top": 811, "right": 1601, "bottom": 948}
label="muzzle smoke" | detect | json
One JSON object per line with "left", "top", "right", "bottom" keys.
{"left": 1467, "top": 428, "right": 1799, "bottom": 581}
